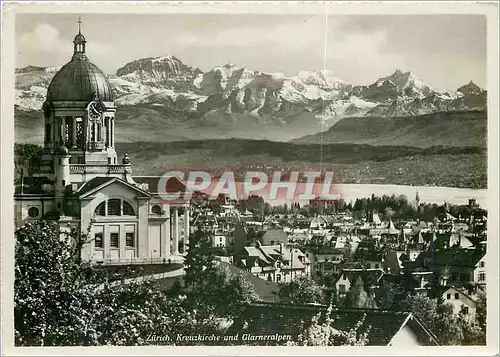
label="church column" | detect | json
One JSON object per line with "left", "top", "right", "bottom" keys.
{"left": 72, "top": 118, "right": 77, "bottom": 148}
{"left": 110, "top": 118, "right": 114, "bottom": 147}
{"left": 106, "top": 117, "right": 110, "bottom": 147}
{"left": 101, "top": 122, "right": 105, "bottom": 144}
{"left": 163, "top": 204, "right": 171, "bottom": 257}
{"left": 59, "top": 118, "right": 63, "bottom": 145}
{"left": 183, "top": 205, "right": 190, "bottom": 253}
{"left": 172, "top": 207, "right": 179, "bottom": 255}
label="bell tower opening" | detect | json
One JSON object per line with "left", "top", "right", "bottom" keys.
{"left": 72, "top": 17, "right": 87, "bottom": 60}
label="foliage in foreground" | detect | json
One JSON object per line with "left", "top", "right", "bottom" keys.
{"left": 14, "top": 221, "right": 246, "bottom": 346}
{"left": 377, "top": 281, "right": 486, "bottom": 345}
{"left": 287, "top": 304, "right": 370, "bottom": 346}
{"left": 16, "top": 221, "right": 370, "bottom": 346}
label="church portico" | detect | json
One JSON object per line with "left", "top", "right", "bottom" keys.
{"left": 14, "top": 21, "right": 191, "bottom": 267}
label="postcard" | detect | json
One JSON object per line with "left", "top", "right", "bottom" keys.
{"left": 1, "top": 1, "right": 498, "bottom": 356}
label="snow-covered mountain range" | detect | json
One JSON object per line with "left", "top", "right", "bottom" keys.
{"left": 15, "top": 56, "right": 487, "bottom": 141}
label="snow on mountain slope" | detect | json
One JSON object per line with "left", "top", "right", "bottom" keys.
{"left": 15, "top": 57, "right": 486, "bottom": 124}
{"left": 115, "top": 56, "right": 200, "bottom": 89}
{"left": 297, "top": 69, "right": 351, "bottom": 90}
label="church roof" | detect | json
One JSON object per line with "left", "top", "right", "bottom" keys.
{"left": 46, "top": 30, "right": 113, "bottom": 102}
{"left": 47, "top": 59, "right": 113, "bottom": 102}
{"left": 77, "top": 177, "right": 114, "bottom": 196}
{"left": 77, "top": 177, "right": 151, "bottom": 198}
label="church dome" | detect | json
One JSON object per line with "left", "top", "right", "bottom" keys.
{"left": 74, "top": 33, "right": 86, "bottom": 43}
{"left": 46, "top": 30, "right": 113, "bottom": 102}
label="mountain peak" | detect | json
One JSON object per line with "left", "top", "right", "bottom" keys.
{"left": 457, "top": 81, "right": 483, "bottom": 95}
{"left": 116, "top": 55, "right": 196, "bottom": 78}
{"left": 151, "top": 55, "right": 179, "bottom": 63}
{"left": 297, "top": 69, "right": 349, "bottom": 89}
{"left": 392, "top": 69, "right": 404, "bottom": 77}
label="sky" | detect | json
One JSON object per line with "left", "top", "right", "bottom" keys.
{"left": 15, "top": 13, "right": 487, "bottom": 92}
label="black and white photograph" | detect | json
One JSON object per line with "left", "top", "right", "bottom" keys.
{"left": 1, "top": 1, "right": 498, "bottom": 355}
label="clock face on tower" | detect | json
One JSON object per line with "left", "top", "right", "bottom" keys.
{"left": 88, "top": 101, "right": 105, "bottom": 121}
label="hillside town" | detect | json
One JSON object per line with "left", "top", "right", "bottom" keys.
{"left": 190, "top": 193, "right": 487, "bottom": 311}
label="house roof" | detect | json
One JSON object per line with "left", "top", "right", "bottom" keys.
{"left": 307, "top": 245, "right": 344, "bottom": 255}
{"left": 227, "top": 303, "right": 439, "bottom": 346}
{"left": 261, "top": 228, "right": 288, "bottom": 244}
{"left": 281, "top": 248, "right": 308, "bottom": 269}
{"left": 369, "top": 213, "right": 382, "bottom": 225}
{"left": 432, "top": 248, "right": 486, "bottom": 268}
{"left": 218, "top": 215, "right": 242, "bottom": 224}
{"left": 336, "top": 268, "right": 385, "bottom": 287}
{"left": 243, "top": 246, "right": 273, "bottom": 265}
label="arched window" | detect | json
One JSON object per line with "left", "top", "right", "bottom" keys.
{"left": 94, "top": 199, "right": 136, "bottom": 217}
{"left": 94, "top": 202, "right": 106, "bottom": 216}
{"left": 151, "top": 204, "right": 163, "bottom": 215}
{"left": 123, "top": 201, "right": 135, "bottom": 216}
{"left": 107, "top": 199, "right": 121, "bottom": 216}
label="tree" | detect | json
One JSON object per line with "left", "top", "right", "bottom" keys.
{"left": 475, "top": 288, "right": 487, "bottom": 332}
{"left": 344, "top": 277, "right": 377, "bottom": 309}
{"left": 376, "top": 280, "right": 405, "bottom": 310}
{"left": 341, "top": 237, "right": 355, "bottom": 268}
{"left": 434, "top": 302, "right": 464, "bottom": 345}
{"left": 288, "top": 304, "right": 370, "bottom": 346}
{"left": 384, "top": 207, "right": 395, "bottom": 221}
{"left": 14, "top": 221, "right": 227, "bottom": 346}
{"left": 402, "top": 294, "right": 466, "bottom": 345}
{"left": 278, "top": 276, "right": 325, "bottom": 305}
{"left": 14, "top": 143, "right": 43, "bottom": 177}
{"left": 184, "top": 228, "right": 218, "bottom": 289}
{"left": 220, "top": 268, "right": 260, "bottom": 317}
{"left": 184, "top": 229, "right": 260, "bottom": 320}
{"left": 15, "top": 221, "right": 96, "bottom": 345}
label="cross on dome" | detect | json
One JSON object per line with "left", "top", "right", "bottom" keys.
{"left": 77, "top": 16, "right": 82, "bottom": 34}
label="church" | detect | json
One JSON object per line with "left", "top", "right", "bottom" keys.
{"left": 14, "top": 24, "right": 190, "bottom": 265}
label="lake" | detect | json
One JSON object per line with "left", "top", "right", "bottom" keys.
{"left": 264, "top": 184, "right": 488, "bottom": 208}
{"left": 334, "top": 184, "right": 488, "bottom": 208}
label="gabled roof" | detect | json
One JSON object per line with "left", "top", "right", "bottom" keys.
{"left": 243, "top": 246, "right": 273, "bottom": 266}
{"left": 280, "top": 248, "right": 308, "bottom": 270}
{"left": 227, "top": 303, "right": 439, "bottom": 346}
{"left": 336, "top": 268, "right": 385, "bottom": 287}
{"left": 77, "top": 176, "right": 151, "bottom": 198}
{"left": 369, "top": 213, "right": 382, "bottom": 225}
{"left": 438, "top": 286, "right": 478, "bottom": 305}
{"left": 76, "top": 177, "right": 114, "bottom": 196}
{"left": 310, "top": 215, "right": 329, "bottom": 225}
{"left": 261, "top": 228, "right": 288, "bottom": 244}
